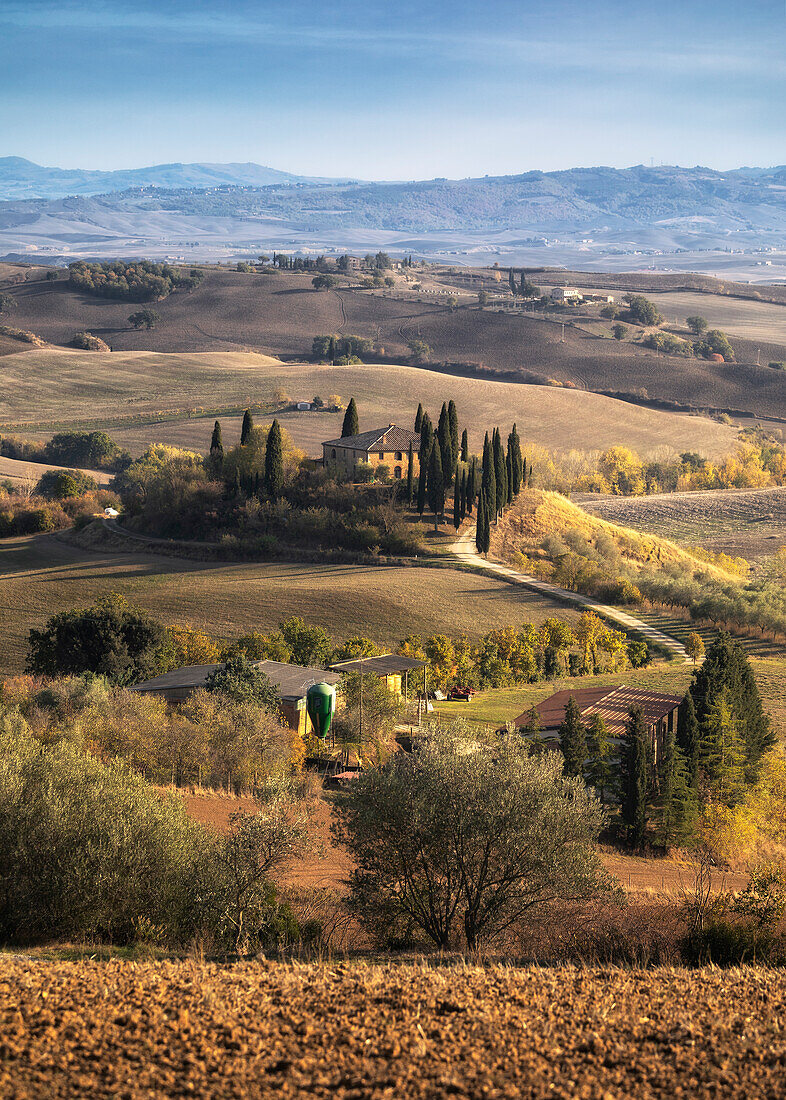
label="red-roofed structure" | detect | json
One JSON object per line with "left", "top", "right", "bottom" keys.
{"left": 515, "top": 684, "right": 682, "bottom": 764}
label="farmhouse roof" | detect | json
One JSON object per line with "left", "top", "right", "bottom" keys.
{"left": 516, "top": 685, "right": 682, "bottom": 738}
{"left": 329, "top": 654, "right": 427, "bottom": 675}
{"left": 322, "top": 424, "right": 420, "bottom": 452}
{"left": 130, "top": 660, "right": 341, "bottom": 703}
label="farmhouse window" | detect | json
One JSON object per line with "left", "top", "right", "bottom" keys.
{"left": 331, "top": 449, "right": 336, "bottom": 458}
{"left": 394, "top": 466, "right": 402, "bottom": 479}
{"left": 378, "top": 451, "right": 385, "bottom": 459}
{"left": 395, "top": 451, "right": 403, "bottom": 461}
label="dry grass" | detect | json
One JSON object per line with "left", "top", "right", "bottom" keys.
{"left": 492, "top": 488, "right": 740, "bottom": 582}
{"left": 0, "top": 456, "right": 113, "bottom": 485}
{"left": 0, "top": 532, "right": 579, "bottom": 676}
{"left": 2, "top": 958, "right": 786, "bottom": 1097}
{"left": 0, "top": 347, "right": 739, "bottom": 459}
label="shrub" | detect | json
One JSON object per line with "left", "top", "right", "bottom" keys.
{"left": 26, "top": 594, "right": 168, "bottom": 684}
{"left": 334, "top": 724, "right": 611, "bottom": 950}
{"left": 69, "top": 331, "right": 110, "bottom": 351}
{"left": 36, "top": 469, "right": 97, "bottom": 499}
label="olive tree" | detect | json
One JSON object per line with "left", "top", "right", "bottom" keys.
{"left": 334, "top": 724, "right": 611, "bottom": 950}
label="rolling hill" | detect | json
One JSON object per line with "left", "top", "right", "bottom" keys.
{"left": 1, "top": 267, "right": 784, "bottom": 420}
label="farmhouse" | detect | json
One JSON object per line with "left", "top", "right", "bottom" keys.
{"left": 550, "top": 286, "right": 583, "bottom": 304}
{"left": 515, "top": 685, "right": 682, "bottom": 765}
{"left": 329, "top": 654, "right": 428, "bottom": 699}
{"left": 130, "top": 660, "right": 342, "bottom": 736}
{"left": 322, "top": 424, "right": 420, "bottom": 480}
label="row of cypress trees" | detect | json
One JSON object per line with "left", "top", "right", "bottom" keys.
{"left": 209, "top": 410, "right": 284, "bottom": 500}
{"left": 549, "top": 634, "right": 773, "bottom": 848}
{"left": 475, "top": 424, "right": 529, "bottom": 554}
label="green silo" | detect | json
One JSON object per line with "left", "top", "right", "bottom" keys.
{"left": 306, "top": 681, "right": 336, "bottom": 739}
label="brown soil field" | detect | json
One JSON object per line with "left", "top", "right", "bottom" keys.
{"left": 0, "top": 532, "right": 579, "bottom": 676}
{"left": 181, "top": 788, "right": 745, "bottom": 899}
{"left": 2, "top": 268, "right": 784, "bottom": 418}
{"left": 0, "top": 349, "right": 738, "bottom": 459}
{"left": 579, "top": 487, "right": 786, "bottom": 561}
{"left": 2, "top": 958, "right": 784, "bottom": 1098}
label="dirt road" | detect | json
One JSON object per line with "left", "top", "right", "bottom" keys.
{"left": 452, "top": 526, "right": 691, "bottom": 661}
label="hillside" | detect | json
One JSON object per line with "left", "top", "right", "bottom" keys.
{"left": 1, "top": 268, "right": 784, "bottom": 419}
{"left": 0, "top": 349, "right": 738, "bottom": 460}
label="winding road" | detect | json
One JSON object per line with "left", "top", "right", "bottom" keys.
{"left": 451, "top": 526, "right": 692, "bottom": 662}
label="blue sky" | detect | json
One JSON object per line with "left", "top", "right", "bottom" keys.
{"left": 0, "top": 0, "right": 783, "bottom": 178}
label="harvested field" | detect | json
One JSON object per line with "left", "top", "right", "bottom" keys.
{"left": 0, "top": 455, "right": 112, "bottom": 486}
{"left": 0, "top": 348, "right": 739, "bottom": 459}
{"left": 3, "top": 268, "right": 785, "bottom": 419}
{"left": 0, "top": 533, "right": 579, "bottom": 676}
{"left": 579, "top": 487, "right": 786, "bottom": 560}
{"left": 2, "top": 959, "right": 785, "bottom": 1098}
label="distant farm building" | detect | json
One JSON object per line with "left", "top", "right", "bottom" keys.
{"left": 322, "top": 424, "right": 420, "bottom": 481}
{"left": 550, "top": 286, "right": 583, "bottom": 304}
{"left": 329, "top": 654, "right": 428, "bottom": 699}
{"left": 130, "top": 660, "right": 342, "bottom": 736}
{"left": 515, "top": 685, "right": 682, "bottom": 765}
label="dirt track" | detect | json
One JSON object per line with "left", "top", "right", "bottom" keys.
{"left": 1, "top": 959, "right": 784, "bottom": 1098}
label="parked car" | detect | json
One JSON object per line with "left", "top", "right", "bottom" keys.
{"left": 447, "top": 686, "right": 475, "bottom": 702}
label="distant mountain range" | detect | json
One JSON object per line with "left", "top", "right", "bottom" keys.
{"left": 1, "top": 159, "right": 785, "bottom": 267}
{"left": 0, "top": 157, "right": 352, "bottom": 200}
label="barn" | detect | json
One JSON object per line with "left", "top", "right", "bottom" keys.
{"left": 514, "top": 685, "right": 682, "bottom": 764}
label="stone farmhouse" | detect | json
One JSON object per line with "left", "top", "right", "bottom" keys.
{"left": 322, "top": 424, "right": 420, "bottom": 481}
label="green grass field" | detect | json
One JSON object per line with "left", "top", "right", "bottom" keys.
{"left": 432, "top": 658, "right": 786, "bottom": 740}
{"left": 0, "top": 532, "right": 581, "bottom": 676}
{"left": 0, "top": 348, "right": 738, "bottom": 459}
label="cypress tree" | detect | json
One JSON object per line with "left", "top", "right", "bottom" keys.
{"left": 240, "top": 409, "right": 254, "bottom": 445}
{"left": 459, "top": 468, "right": 467, "bottom": 521}
{"left": 329, "top": 335, "right": 337, "bottom": 363}
{"left": 414, "top": 403, "right": 423, "bottom": 433}
{"left": 210, "top": 419, "right": 223, "bottom": 458}
{"left": 475, "top": 487, "right": 484, "bottom": 553}
{"left": 621, "top": 705, "right": 651, "bottom": 847}
{"left": 481, "top": 433, "right": 496, "bottom": 520}
{"left": 341, "top": 397, "right": 359, "bottom": 438}
{"left": 437, "top": 403, "right": 453, "bottom": 484}
{"left": 406, "top": 441, "right": 414, "bottom": 504}
{"left": 677, "top": 691, "right": 700, "bottom": 790}
{"left": 508, "top": 423, "right": 523, "bottom": 495}
{"left": 689, "top": 633, "right": 773, "bottom": 781}
{"left": 508, "top": 269, "right": 516, "bottom": 295}
{"left": 232, "top": 467, "right": 241, "bottom": 496}
{"left": 417, "top": 441, "right": 430, "bottom": 515}
{"left": 448, "top": 400, "right": 459, "bottom": 471}
{"left": 559, "top": 695, "right": 587, "bottom": 777}
{"left": 460, "top": 428, "right": 469, "bottom": 463}
{"left": 467, "top": 458, "right": 476, "bottom": 514}
{"left": 427, "top": 443, "right": 444, "bottom": 531}
{"left": 505, "top": 448, "right": 513, "bottom": 505}
{"left": 453, "top": 473, "right": 461, "bottom": 530}
{"left": 585, "top": 713, "right": 612, "bottom": 801}
{"left": 492, "top": 428, "right": 507, "bottom": 518}
{"left": 420, "top": 412, "right": 433, "bottom": 457}
{"left": 264, "top": 419, "right": 284, "bottom": 498}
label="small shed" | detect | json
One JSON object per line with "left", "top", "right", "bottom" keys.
{"left": 329, "top": 654, "right": 427, "bottom": 699}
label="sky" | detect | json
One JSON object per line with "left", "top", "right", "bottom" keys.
{"left": 0, "top": 0, "right": 784, "bottom": 179}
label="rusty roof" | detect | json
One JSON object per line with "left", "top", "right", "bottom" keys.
{"left": 515, "top": 685, "right": 682, "bottom": 737}
{"left": 322, "top": 424, "right": 420, "bottom": 452}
